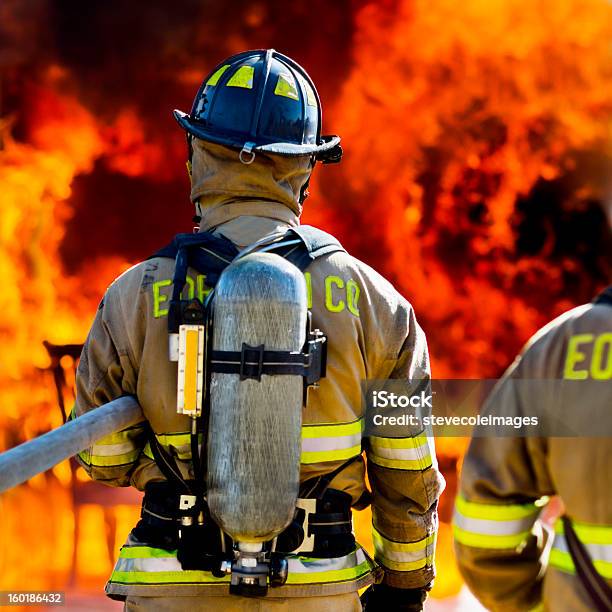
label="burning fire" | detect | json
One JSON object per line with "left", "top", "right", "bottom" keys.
{"left": 1, "top": 0, "right": 611, "bottom": 602}
{"left": 0, "top": 89, "right": 138, "bottom": 592}
{"left": 318, "top": 0, "right": 612, "bottom": 378}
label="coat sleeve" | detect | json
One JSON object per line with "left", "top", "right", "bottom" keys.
{"left": 454, "top": 351, "right": 554, "bottom": 612}
{"left": 365, "top": 303, "right": 445, "bottom": 589}
{"left": 70, "top": 284, "right": 147, "bottom": 487}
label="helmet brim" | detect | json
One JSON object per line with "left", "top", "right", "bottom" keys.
{"left": 174, "top": 109, "right": 340, "bottom": 157}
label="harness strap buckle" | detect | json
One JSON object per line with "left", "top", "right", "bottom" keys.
{"left": 239, "top": 142, "right": 256, "bottom": 165}
{"left": 240, "top": 343, "right": 265, "bottom": 381}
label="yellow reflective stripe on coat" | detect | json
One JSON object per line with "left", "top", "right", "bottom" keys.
{"left": 372, "top": 528, "right": 435, "bottom": 572}
{"left": 78, "top": 424, "right": 145, "bottom": 468}
{"left": 146, "top": 425, "right": 363, "bottom": 465}
{"left": 141, "top": 432, "right": 204, "bottom": 462}
{"left": 367, "top": 432, "right": 433, "bottom": 470}
{"left": 109, "top": 544, "right": 374, "bottom": 586}
{"left": 549, "top": 519, "right": 612, "bottom": 579}
{"left": 453, "top": 494, "right": 541, "bottom": 549}
{"left": 300, "top": 419, "right": 363, "bottom": 464}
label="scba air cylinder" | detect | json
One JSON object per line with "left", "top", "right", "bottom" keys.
{"left": 207, "top": 252, "right": 306, "bottom": 543}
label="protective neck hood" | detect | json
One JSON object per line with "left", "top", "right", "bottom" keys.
{"left": 190, "top": 139, "right": 313, "bottom": 232}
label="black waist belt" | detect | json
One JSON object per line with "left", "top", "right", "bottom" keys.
{"left": 136, "top": 481, "right": 355, "bottom": 560}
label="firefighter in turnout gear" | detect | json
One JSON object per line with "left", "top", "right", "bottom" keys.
{"left": 72, "top": 50, "right": 444, "bottom": 611}
{"left": 454, "top": 286, "right": 612, "bottom": 611}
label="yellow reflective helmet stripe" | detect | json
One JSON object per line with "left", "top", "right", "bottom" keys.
{"left": 301, "top": 419, "right": 363, "bottom": 464}
{"left": 373, "top": 528, "right": 435, "bottom": 572}
{"left": 368, "top": 432, "right": 433, "bottom": 470}
{"left": 453, "top": 494, "right": 541, "bottom": 550}
{"left": 274, "top": 73, "right": 299, "bottom": 100}
{"left": 304, "top": 82, "right": 317, "bottom": 107}
{"left": 206, "top": 65, "right": 230, "bottom": 87}
{"left": 226, "top": 66, "right": 254, "bottom": 89}
{"left": 296, "top": 74, "right": 317, "bottom": 107}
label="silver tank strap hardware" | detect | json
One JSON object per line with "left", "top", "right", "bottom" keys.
{"left": 239, "top": 141, "right": 256, "bottom": 165}
{"left": 209, "top": 326, "right": 326, "bottom": 384}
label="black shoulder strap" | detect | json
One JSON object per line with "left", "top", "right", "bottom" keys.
{"left": 149, "top": 231, "right": 239, "bottom": 288}
{"left": 561, "top": 515, "right": 612, "bottom": 611}
{"left": 283, "top": 225, "right": 345, "bottom": 272}
{"left": 593, "top": 286, "right": 612, "bottom": 307}
{"left": 150, "top": 232, "right": 240, "bottom": 333}
{"left": 147, "top": 429, "right": 192, "bottom": 495}
{"left": 149, "top": 225, "right": 346, "bottom": 285}
{"left": 149, "top": 226, "right": 345, "bottom": 333}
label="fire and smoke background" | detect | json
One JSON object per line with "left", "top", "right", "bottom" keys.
{"left": 1, "top": 0, "right": 611, "bottom": 605}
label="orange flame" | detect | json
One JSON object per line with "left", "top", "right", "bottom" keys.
{"left": 320, "top": 0, "right": 612, "bottom": 378}
{"left": 0, "top": 87, "right": 135, "bottom": 591}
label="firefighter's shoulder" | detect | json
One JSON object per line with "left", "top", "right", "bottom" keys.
{"left": 95, "top": 257, "right": 176, "bottom": 317}
{"left": 102, "top": 257, "right": 176, "bottom": 296}
{"left": 305, "top": 249, "right": 416, "bottom": 318}
{"left": 523, "top": 298, "right": 610, "bottom": 351}
{"left": 518, "top": 292, "right": 611, "bottom": 379}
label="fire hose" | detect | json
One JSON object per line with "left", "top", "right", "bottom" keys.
{"left": 0, "top": 396, "right": 143, "bottom": 494}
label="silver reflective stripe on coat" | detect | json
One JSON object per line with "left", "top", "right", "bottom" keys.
{"left": 453, "top": 513, "right": 539, "bottom": 537}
